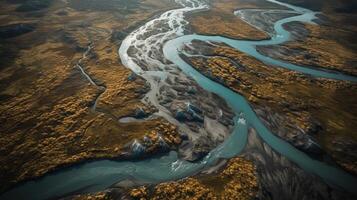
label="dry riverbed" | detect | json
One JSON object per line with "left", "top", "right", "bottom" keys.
{"left": 0, "top": 0, "right": 180, "bottom": 192}
{"left": 1, "top": 0, "right": 356, "bottom": 199}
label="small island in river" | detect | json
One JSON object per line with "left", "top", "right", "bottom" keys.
{"left": 0, "top": 0, "right": 356, "bottom": 200}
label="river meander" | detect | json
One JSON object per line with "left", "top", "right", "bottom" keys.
{"left": 1, "top": 0, "right": 356, "bottom": 199}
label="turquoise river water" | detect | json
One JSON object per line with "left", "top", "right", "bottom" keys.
{"left": 1, "top": 0, "right": 356, "bottom": 199}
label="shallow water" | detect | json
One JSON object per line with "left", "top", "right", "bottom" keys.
{"left": 1, "top": 0, "right": 356, "bottom": 199}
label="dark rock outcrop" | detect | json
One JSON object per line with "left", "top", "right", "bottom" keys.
{"left": 0, "top": 24, "right": 35, "bottom": 39}
{"left": 175, "top": 103, "right": 204, "bottom": 123}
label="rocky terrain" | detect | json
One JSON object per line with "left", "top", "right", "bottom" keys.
{"left": 0, "top": 0, "right": 356, "bottom": 199}
{"left": 181, "top": 40, "right": 357, "bottom": 174}
{"left": 0, "top": 0, "right": 239, "bottom": 194}
{"left": 181, "top": 0, "right": 357, "bottom": 175}
{"left": 243, "top": 129, "right": 354, "bottom": 200}
{"left": 67, "top": 128, "right": 355, "bottom": 200}
{"left": 156, "top": 74, "right": 236, "bottom": 161}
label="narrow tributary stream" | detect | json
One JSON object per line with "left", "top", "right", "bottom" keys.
{"left": 1, "top": 0, "right": 356, "bottom": 199}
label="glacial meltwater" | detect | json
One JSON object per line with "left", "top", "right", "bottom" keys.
{"left": 1, "top": 0, "right": 356, "bottom": 199}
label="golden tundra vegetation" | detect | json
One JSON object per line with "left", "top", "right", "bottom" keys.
{"left": 0, "top": 0, "right": 180, "bottom": 192}
{"left": 73, "top": 157, "right": 258, "bottom": 200}
{"left": 263, "top": 0, "right": 357, "bottom": 76}
{"left": 186, "top": 0, "right": 271, "bottom": 40}
{"left": 185, "top": 44, "right": 357, "bottom": 174}
{"left": 260, "top": 22, "right": 357, "bottom": 76}
{"left": 185, "top": 0, "right": 357, "bottom": 174}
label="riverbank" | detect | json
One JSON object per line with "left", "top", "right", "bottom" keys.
{"left": 182, "top": 39, "right": 357, "bottom": 174}
{"left": 181, "top": 0, "right": 357, "bottom": 175}
{"left": 1, "top": 0, "right": 356, "bottom": 199}
{"left": 0, "top": 0, "right": 181, "bottom": 192}
{"left": 185, "top": 0, "right": 272, "bottom": 40}
{"left": 69, "top": 128, "right": 355, "bottom": 200}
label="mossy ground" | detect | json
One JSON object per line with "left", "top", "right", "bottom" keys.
{"left": 0, "top": 0, "right": 178, "bottom": 192}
